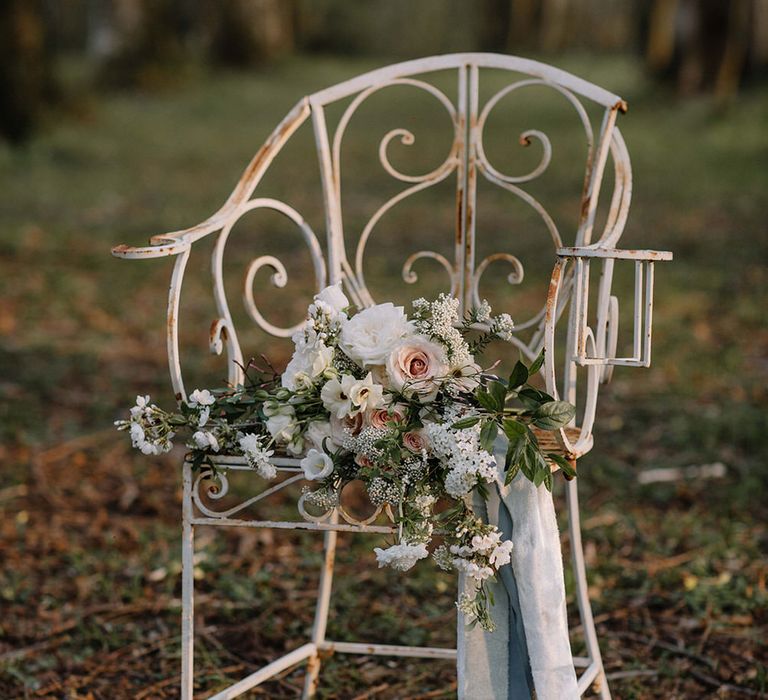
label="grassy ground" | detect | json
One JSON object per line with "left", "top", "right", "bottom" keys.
{"left": 1, "top": 53, "right": 766, "bottom": 698}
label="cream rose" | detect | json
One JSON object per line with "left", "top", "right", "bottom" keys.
{"left": 339, "top": 302, "right": 414, "bottom": 366}
{"left": 386, "top": 336, "right": 448, "bottom": 402}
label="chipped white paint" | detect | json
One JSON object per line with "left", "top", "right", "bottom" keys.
{"left": 112, "top": 53, "right": 671, "bottom": 699}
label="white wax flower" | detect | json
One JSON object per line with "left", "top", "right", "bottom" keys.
{"left": 374, "top": 542, "right": 429, "bottom": 572}
{"left": 282, "top": 342, "right": 334, "bottom": 391}
{"left": 239, "top": 433, "right": 276, "bottom": 480}
{"left": 339, "top": 302, "right": 414, "bottom": 366}
{"left": 489, "top": 540, "right": 514, "bottom": 568}
{"left": 192, "top": 430, "right": 220, "bottom": 452}
{"left": 188, "top": 389, "right": 215, "bottom": 407}
{"left": 300, "top": 448, "right": 334, "bottom": 481}
{"left": 130, "top": 395, "right": 151, "bottom": 419}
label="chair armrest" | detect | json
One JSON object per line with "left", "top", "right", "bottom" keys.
{"left": 557, "top": 246, "right": 673, "bottom": 262}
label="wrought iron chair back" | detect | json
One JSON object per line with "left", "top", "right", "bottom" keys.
{"left": 113, "top": 53, "right": 671, "bottom": 699}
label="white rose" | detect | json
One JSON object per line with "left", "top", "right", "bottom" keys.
{"left": 300, "top": 448, "right": 334, "bottom": 481}
{"left": 266, "top": 414, "right": 297, "bottom": 443}
{"left": 339, "top": 303, "right": 414, "bottom": 366}
{"left": 315, "top": 283, "right": 349, "bottom": 312}
{"left": 306, "top": 420, "right": 336, "bottom": 451}
{"left": 386, "top": 335, "right": 448, "bottom": 402}
{"left": 282, "top": 343, "right": 334, "bottom": 391}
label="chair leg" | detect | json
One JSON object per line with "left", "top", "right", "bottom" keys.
{"left": 303, "top": 514, "right": 338, "bottom": 699}
{"left": 566, "top": 478, "right": 611, "bottom": 699}
{"left": 181, "top": 463, "right": 195, "bottom": 700}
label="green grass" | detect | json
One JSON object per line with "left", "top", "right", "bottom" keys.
{"left": 1, "top": 52, "right": 766, "bottom": 698}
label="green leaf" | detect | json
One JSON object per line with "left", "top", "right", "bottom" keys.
{"left": 502, "top": 418, "right": 526, "bottom": 441}
{"left": 504, "top": 460, "right": 521, "bottom": 485}
{"left": 542, "top": 470, "right": 553, "bottom": 491}
{"left": 532, "top": 401, "right": 576, "bottom": 430}
{"left": 489, "top": 380, "right": 507, "bottom": 410}
{"left": 529, "top": 349, "right": 545, "bottom": 375}
{"left": 476, "top": 389, "right": 499, "bottom": 413}
{"left": 548, "top": 453, "right": 577, "bottom": 478}
{"left": 451, "top": 416, "right": 481, "bottom": 430}
{"left": 533, "top": 466, "right": 546, "bottom": 487}
{"left": 508, "top": 361, "right": 528, "bottom": 389}
{"left": 479, "top": 420, "right": 498, "bottom": 452}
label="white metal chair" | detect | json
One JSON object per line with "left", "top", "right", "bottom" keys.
{"left": 113, "top": 53, "right": 671, "bottom": 699}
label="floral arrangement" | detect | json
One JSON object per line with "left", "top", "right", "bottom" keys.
{"left": 116, "top": 285, "right": 575, "bottom": 630}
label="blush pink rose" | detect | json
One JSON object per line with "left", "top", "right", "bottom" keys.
{"left": 367, "top": 404, "right": 407, "bottom": 429}
{"left": 386, "top": 336, "right": 448, "bottom": 402}
{"left": 354, "top": 453, "right": 373, "bottom": 468}
{"left": 403, "top": 430, "right": 428, "bottom": 453}
{"left": 330, "top": 412, "right": 363, "bottom": 445}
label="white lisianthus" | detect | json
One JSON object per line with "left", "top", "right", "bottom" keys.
{"left": 348, "top": 373, "right": 384, "bottom": 413}
{"left": 265, "top": 412, "right": 298, "bottom": 443}
{"left": 192, "top": 430, "right": 220, "bottom": 452}
{"left": 306, "top": 420, "right": 336, "bottom": 451}
{"left": 314, "top": 283, "right": 349, "bottom": 313}
{"left": 448, "top": 361, "right": 483, "bottom": 393}
{"left": 320, "top": 374, "right": 358, "bottom": 418}
{"left": 374, "top": 542, "right": 429, "bottom": 572}
{"left": 386, "top": 335, "right": 448, "bottom": 402}
{"left": 339, "top": 302, "right": 414, "bottom": 366}
{"left": 300, "top": 448, "right": 335, "bottom": 481}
